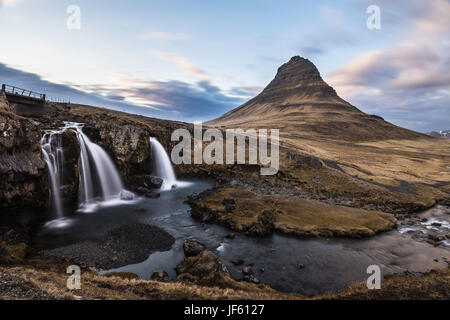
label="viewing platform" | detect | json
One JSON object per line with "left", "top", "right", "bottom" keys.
{"left": 1, "top": 84, "right": 69, "bottom": 117}
{"left": 1, "top": 84, "right": 46, "bottom": 106}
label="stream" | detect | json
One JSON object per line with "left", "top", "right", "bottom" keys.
{"left": 37, "top": 179, "right": 450, "bottom": 297}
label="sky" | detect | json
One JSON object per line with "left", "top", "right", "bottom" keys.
{"left": 0, "top": 0, "right": 448, "bottom": 131}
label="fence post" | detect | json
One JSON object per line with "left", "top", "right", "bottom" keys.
{"left": 42, "top": 94, "right": 46, "bottom": 101}
{"left": 1, "top": 84, "right": 5, "bottom": 92}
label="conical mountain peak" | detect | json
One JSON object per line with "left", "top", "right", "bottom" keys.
{"left": 261, "top": 56, "right": 336, "bottom": 98}
{"left": 207, "top": 56, "right": 423, "bottom": 142}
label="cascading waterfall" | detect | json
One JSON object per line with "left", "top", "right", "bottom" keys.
{"left": 41, "top": 131, "right": 64, "bottom": 218}
{"left": 41, "top": 122, "right": 133, "bottom": 216}
{"left": 149, "top": 137, "right": 178, "bottom": 191}
{"left": 70, "top": 123, "right": 127, "bottom": 210}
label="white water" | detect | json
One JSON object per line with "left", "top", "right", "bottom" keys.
{"left": 70, "top": 123, "right": 130, "bottom": 211}
{"left": 41, "top": 131, "right": 64, "bottom": 218}
{"left": 41, "top": 122, "right": 134, "bottom": 217}
{"left": 149, "top": 137, "right": 178, "bottom": 191}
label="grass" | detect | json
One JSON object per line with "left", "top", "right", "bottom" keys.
{"left": 196, "top": 187, "right": 397, "bottom": 237}
{"left": 0, "top": 260, "right": 303, "bottom": 300}
{"left": 320, "top": 268, "right": 450, "bottom": 300}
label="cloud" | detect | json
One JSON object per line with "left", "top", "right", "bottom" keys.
{"left": 136, "top": 31, "right": 191, "bottom": 41}
{"left": 0, "top": 0, "right": 23, "bottom": 8}
{"left": 0, "top": 63, "right": 244, "bottom": 122}
{"left": 326, "top": 0, "right": 450, "bottom": 132}
{"left": 153, "top": 51, "right": 210, "bottom": 81}
{"left": 228, "top": 86, "right": 263, "bottom": 97}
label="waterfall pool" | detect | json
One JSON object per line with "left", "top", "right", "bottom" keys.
{"left": 35, "top": 179, "right": 450, "bottom": 296}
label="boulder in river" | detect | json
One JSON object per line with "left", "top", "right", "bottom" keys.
{"left": 242, "top": 266, "right": 259, "bottom": 284}
{"left": 119, "top": 190, "right": 135, "bottom": 200}
{"left": 231, "top": 258, "right": 244, "bottom": 266}
{"left": 176, "top": 250, "right": 229, "bottom": 284}
{"left": 183, "top": 239, "right": 206, "bottom": 257}
{"left": 144, "top": 176, "right": 163, "bottom": 189}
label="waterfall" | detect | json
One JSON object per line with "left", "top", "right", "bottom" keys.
{"left": 41, "top": 122, "right": 133, "bottom": 216}
{"left": 41, "top": 131, "right": 64, "bottom": 218}
{"left": 149, "top": 137, "right": 178, "bottom": 191}
{"left": 70, "top": 123, "right": 126, "bottom": 209}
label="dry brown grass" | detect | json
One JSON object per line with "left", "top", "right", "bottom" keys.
{"left": 197, "top": 187, "right": 396, "bottom": 237}
{"left": 0, "top": 261, "right": 303, "bottom": 300}
{"left": 319, "top": 268, "right": 450, "bottom": 300}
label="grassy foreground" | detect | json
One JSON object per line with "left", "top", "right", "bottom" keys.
{"left": 1, "top": 257, "right": 448, "bottom": 300}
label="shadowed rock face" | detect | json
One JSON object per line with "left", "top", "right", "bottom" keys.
{"left": 207, "top": 56, "right": 426, "bottom": 142}
{"left": 0, "top": 97, "right": 48, "bottom": 210}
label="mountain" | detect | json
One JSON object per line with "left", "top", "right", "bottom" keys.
{"left": 207, "top": 56, "right": 427, "bottom": 142}
{"left": 206, "top": 56, "right": 450, "bottom": 211}
{"left": 427, "top": 130, "right": 450, "bottom": 139}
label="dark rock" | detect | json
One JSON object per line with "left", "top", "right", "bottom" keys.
{"left": 298, "top": 264, "right": 305, "bottom": 269}
{"left": 245, "top": 210, "right": 276, "bottom": 236}
{"left": 144, "top": 176, "right": 163, "bottom": 189}
{"left": 243, "top": 275, "right": 259, "bottom": 284}
{"left": 231, "top": 259, "right": 244, "bottom": 266}
{"left": 222, "top": 198, "right": 236, "bottom": 212}
{"left": 242, "top": 267, "right": 259, "bottom": 283}
{"left": 183, "top": 239, "right": 206, "bottom": 257}
{"left": 0, "top": 105, "right": 48, "bottom": 210}
{"left": 258, "top": 209, "right": 276, "bottom": 228}
{"left": 431, "top": 222, "right": 442, "bottom": 227}
{"left": 428, "top": 234, "right": 446, "bottom": 242}
{"left": 151, "top": 270, "right": 171, "bottom": 282}
{"left": 175, "top": 250, "right": 228, "bottom": 283}
{"left": 242, "top": 266, "right": 254, "bottom": 276}
{"left": 226, "top": 233, "right": 236, "bottom": 239}
{"left": 189, "top": 202, "right": 216, "bottom": 223}
{"left": 245, "top": 223, "right": 268, "bottom": 236}
{"left": 59, "top": 129, "right": 80, "bottom": 205}
{"left": 223, "top": 198, "right": 236, "bottom": 206}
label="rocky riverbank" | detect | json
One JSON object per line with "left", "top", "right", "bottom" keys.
{"left": 0, "top": 224, "right": 448, "bottom": 300}
{"left": 41, "top": 223, "right": 175, "bottom": 269}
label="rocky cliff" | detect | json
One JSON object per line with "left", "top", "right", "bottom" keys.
{"left": 0, "top": 93, "right": 48, "bottom": 210}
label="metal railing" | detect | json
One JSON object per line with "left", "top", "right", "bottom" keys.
{"left": 2, "top": 84, "right": 46, "bottom": 100}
